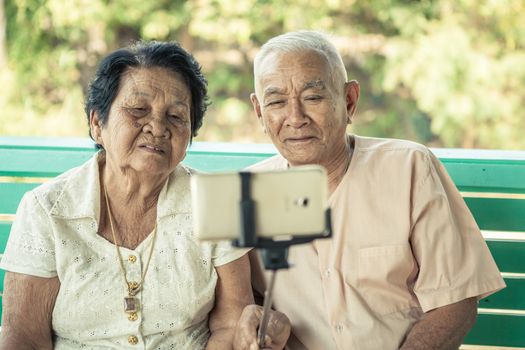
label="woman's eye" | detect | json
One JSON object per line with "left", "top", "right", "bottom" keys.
{"left": 127, "top": 107, "right": 148, "bottom": 117}
{"left": 168, "top": 115, "right": 188, "bottom": 125}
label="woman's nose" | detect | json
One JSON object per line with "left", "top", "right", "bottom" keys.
{"left": 144, "top": 114, "right": 170, "bottom": 138}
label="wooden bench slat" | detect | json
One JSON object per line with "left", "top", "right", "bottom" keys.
{"left": 479, "top": 277, "right": 525, "bottom": 310}
{"left": 0, "top": 222, "right": 9, "bottom": 252}
{"left": 486, "top": 240, "right": 525, "bottom": 274}
{"left": 464, "top": 313, "right": 525, "bottom": 347}
{"left": 0, "top": 183, "right": 41, "bottom": 214}
{"left": 442, "top": 160, "right": 525, "bottom": 194}
{"left": 0, "top": 148, "right": 96, "bottom": 177}
{"left": 466, "top": 198, "right": 525, "bottom": 232}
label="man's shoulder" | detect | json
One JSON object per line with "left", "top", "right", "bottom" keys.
{"left": 356, "top": 135, "right": 430, "bottom": 155}
{"left": 353, "top": 136, "right": 437, "bottom": 176}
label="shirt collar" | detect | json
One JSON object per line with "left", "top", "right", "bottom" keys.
{"left": 49, "top": 152, "right": 192, "bottom": 221}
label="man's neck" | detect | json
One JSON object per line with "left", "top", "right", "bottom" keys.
{"left": 284, "top": 134, "right": 354, "bottom": 194}
{"left": 325, "top": 134, "right": 353, "bottom": 194}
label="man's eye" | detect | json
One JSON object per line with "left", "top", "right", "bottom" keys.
{"left": 305, "top": 95, "right": 323, "bottom": 101}
{"left": 265, "top": 100, "right": 285, "bottom": 107}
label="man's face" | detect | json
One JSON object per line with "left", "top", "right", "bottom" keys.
{"left": 252, "top": 50, "right": 358, "bottom": 167}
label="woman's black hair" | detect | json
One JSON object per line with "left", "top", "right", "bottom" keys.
{"left": 85, "top": 41, "right": 209, "bottom": 146}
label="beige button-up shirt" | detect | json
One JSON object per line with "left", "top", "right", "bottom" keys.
{"left": 1, "top": 153, "right": 247, "bottom": 349}
{"left": 250, "top": 135, "right": 505, "bottom": 350}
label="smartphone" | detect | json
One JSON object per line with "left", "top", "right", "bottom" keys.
{"left": 191, "top": 165, "right": 329, "bottom": 241}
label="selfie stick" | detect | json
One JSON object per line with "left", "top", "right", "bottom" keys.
{"left": 234, "top": 171, "right": 332, "bottom": 349}
{"left": 258, "top": 270, "right": 277, "bottom": 347}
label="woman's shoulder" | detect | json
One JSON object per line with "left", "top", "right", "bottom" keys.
{"left": 28, "top": 154, "right": 99, "bottom": 214}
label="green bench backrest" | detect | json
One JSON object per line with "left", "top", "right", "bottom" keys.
{"left": 433, "top": 149, "right": 525, "bottom": 349}
{"left": 1, "top": 137, "right": 524, "bottom": 348}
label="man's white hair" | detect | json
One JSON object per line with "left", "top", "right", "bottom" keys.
{"left": 253, "top": 30, "right": 348, "bottom": 94}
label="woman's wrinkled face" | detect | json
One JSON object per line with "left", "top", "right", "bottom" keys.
{"left": 93, "top": 67, "right": 192, "bottom": 178}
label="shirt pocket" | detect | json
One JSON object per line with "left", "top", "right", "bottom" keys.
{"left": 357, "top": 244, "right": 418, "bottom": 315}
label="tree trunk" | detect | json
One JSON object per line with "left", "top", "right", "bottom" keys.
{"left": 0, "top": 0, "right": 7, "bottom": 68}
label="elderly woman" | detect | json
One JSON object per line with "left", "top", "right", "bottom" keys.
{"left": 0, "top": 41, "right": 253, "bottom": 349}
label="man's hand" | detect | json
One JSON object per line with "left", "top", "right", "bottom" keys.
{"left": 233, "top": 304, "right": 291, "bottom": 350}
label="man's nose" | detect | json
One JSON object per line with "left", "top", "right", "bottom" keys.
{"left": 285, "top": 99, "right": 309, "bottom": 128}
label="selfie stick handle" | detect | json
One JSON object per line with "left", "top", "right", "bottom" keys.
{"left": 238, "top": 172, "right": 257, "bottom": 247}
{"left": 258, "top": 269, "right": 277, "bottom": 348}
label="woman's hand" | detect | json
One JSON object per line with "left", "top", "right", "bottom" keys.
{"left": 233, "top": 304, "right": 291, "bottom": 350}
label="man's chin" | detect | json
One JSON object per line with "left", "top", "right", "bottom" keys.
{"left": 280, "top": 149, "right": 320, "bottom": 166}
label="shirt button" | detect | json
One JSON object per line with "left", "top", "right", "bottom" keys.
{"left": 324, "top": 268, "right": 331, "bottom": 278}
{"left": 128, "top": 255, "right": 137, "bottom": 263}
{"left": 335, "top": 324, "right": 344, "bottom": 332}
{"left": 128, "top": 335, "right": 138, "bottom": 345}
{"left": 128, "top": 312, "right": 138, "bottom": 321}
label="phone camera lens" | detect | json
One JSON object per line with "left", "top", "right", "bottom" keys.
{"left": 295, "top": 197, "right": 309, "bottom": 207}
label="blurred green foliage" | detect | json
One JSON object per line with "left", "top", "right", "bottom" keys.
{"left": 0, "top": 0, "right": 523, "bottom": 148}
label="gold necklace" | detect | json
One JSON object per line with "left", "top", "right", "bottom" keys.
{"left": 103, "top": 184, "right": 157, "bottom": 318}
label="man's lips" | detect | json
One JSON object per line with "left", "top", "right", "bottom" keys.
{"left": 284, "top": 136, "right": 316, "bottom": 142}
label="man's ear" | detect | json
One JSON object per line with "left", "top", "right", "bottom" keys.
{"left": 250, "top": 93, "right": 266, "bottom": 132}
{"left": 344, "top": 80, "right": 360, "bottom": 124}
{"left": 89, "top": 110, "right": 104, "bottom": 146}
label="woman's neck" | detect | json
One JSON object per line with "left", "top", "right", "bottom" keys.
{"left": 100, "top": 159, "right": 167, "bottom": 216}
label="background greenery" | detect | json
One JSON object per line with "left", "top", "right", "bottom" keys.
{"left": 1, "top": 0, "right": 524, "bottom": 148}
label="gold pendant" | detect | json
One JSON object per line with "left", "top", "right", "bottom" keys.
{"left": 124, "top": 296, "right": 139, "bottom": 313}
{"left": 128, "top": 281, "right": 140, "bottom": 296}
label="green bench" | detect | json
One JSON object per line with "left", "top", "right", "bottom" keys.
{"left": 1, "top": 136, "right": 524, "bottom": 348}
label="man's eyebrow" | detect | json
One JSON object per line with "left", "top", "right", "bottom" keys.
{"left": 303, "top": 80, "right": 326, "bottom": 90}
{"left": 263, "top": 87, "right": 286, "bottom": 98}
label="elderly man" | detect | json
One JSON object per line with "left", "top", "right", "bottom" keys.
{"left": 233, "top": 31, "right": 505, "bottom": 350}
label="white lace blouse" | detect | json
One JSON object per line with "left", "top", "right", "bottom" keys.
{"left": 0, "top": 153, "right": 247, "bottom": 349}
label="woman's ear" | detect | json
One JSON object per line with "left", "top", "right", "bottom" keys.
{"left": 89, "top": 110, "right": 104, "bottom": 146}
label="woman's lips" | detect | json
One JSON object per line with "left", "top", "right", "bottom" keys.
{"left": 139, "top": 144, "right": 165, "bottom": 153}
